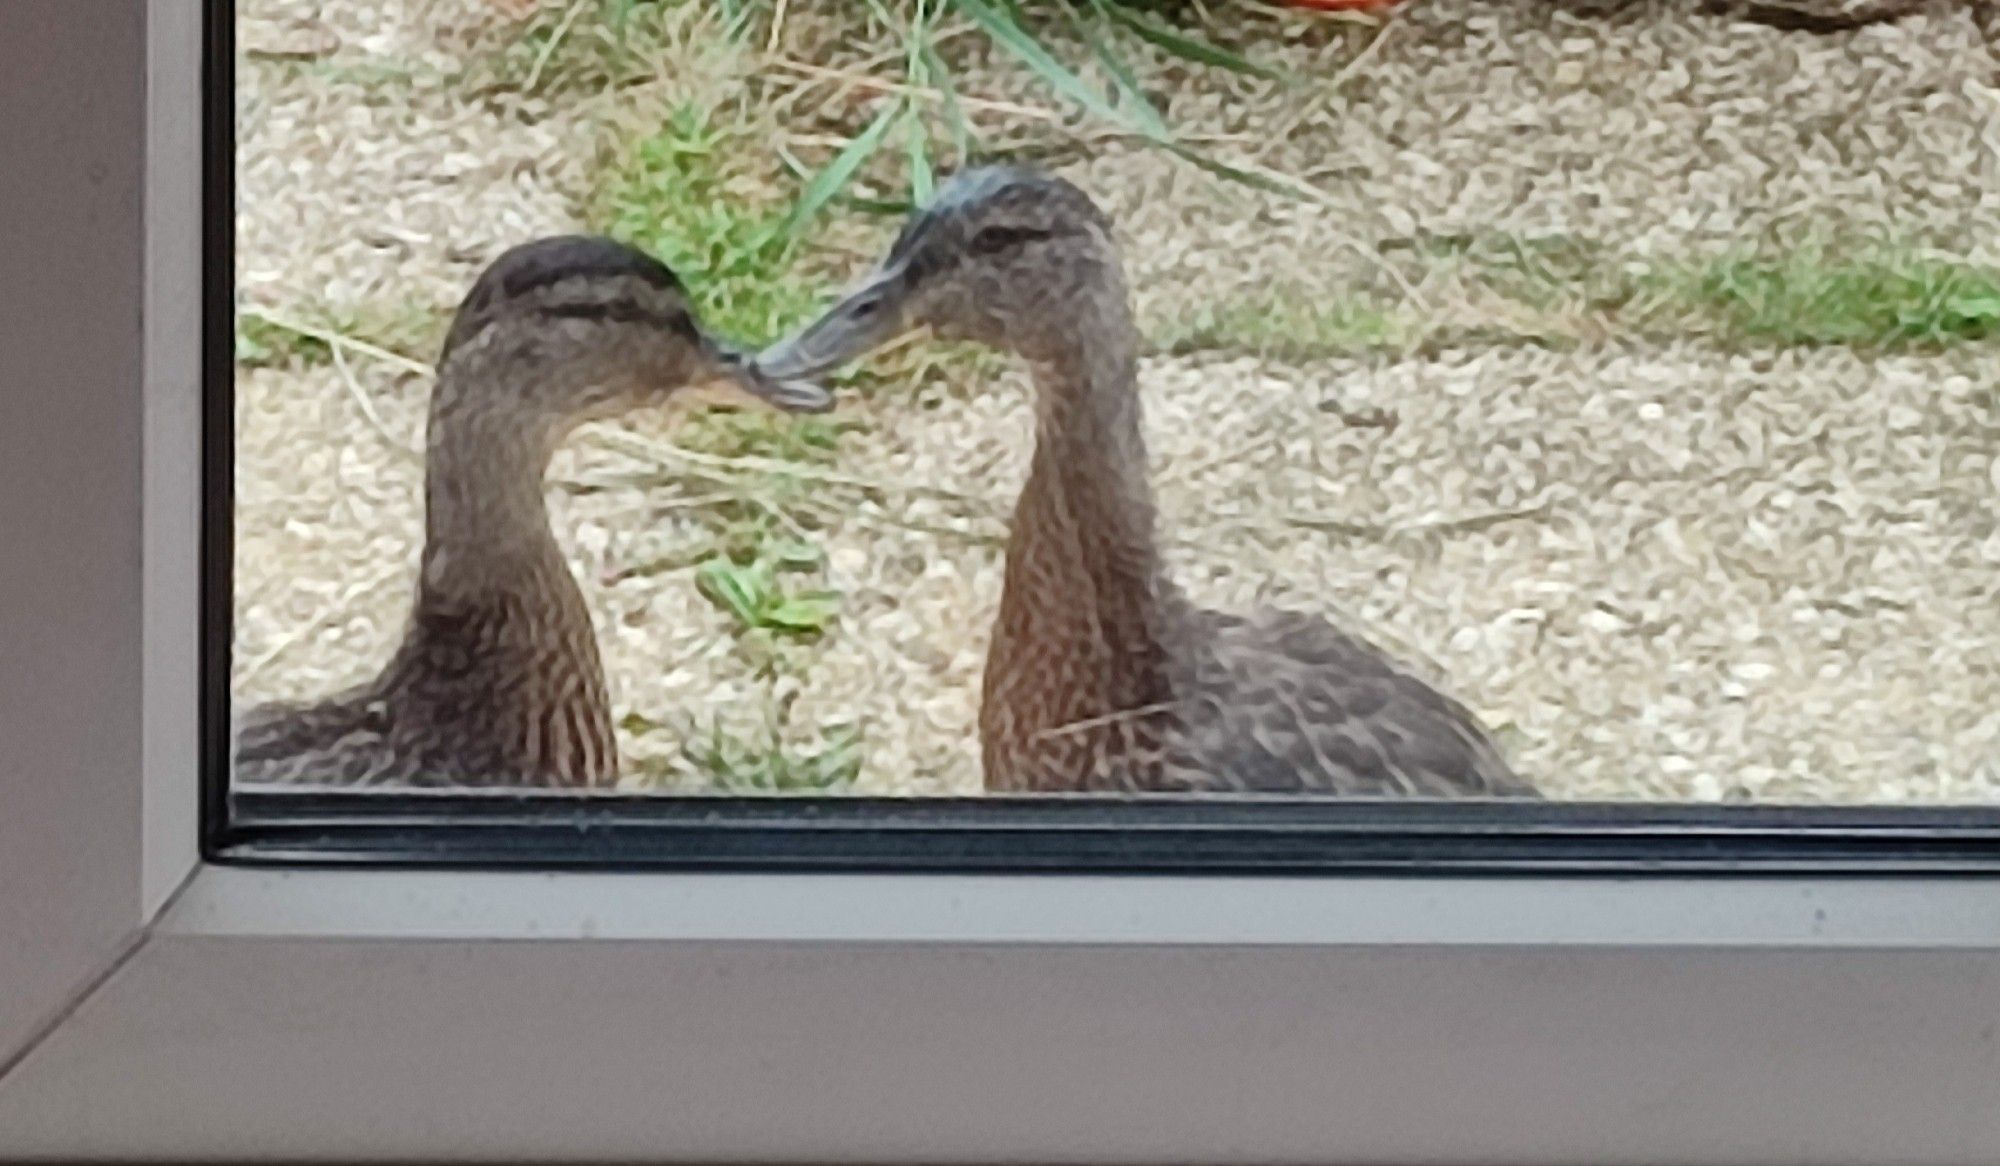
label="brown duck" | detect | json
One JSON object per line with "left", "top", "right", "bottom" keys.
{"left": 235, "top": 236, "right": 830, "bottom": 788}
{"left": 757, "top": 167, "right": 1534, "bottom": 798}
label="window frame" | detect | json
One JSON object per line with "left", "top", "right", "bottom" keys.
{"left": 2, "top": 2, "right": 1998, "bottom": 1160}
{"left": 197, "top": 0, "right": 2000, "bottom": 877}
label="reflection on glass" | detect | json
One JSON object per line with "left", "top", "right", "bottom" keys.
{"left": 232, "top": 0, "right": 2000, "bottom": 802}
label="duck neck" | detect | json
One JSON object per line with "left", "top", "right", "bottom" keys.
{"left": 1000, "top": 292, "right": 1171, "bottom": 713}
{"left": 417, "top": 369, "right": 571, "bottom": 603}
{"left": 1024, "top": 326, "right": 1159, "bottom": 605}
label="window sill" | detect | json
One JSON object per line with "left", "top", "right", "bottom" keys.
{"left": 3, "top": 862, "right": 1996, "bottom": 1163}
{"left": 167, "top": 862, "right": 2000, "bottom": 947}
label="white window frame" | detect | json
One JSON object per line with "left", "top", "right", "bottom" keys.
{"left": 3, "top": 3, "right": 1998, "bottom": 1160}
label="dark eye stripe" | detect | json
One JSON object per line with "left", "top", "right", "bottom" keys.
{"left": 968, "top": 225, "right": 1060, "bottom": 255}
{"left": 540, "top": 300, "right": 698, "bottom": 340}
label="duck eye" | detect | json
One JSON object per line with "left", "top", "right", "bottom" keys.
{"left": 848, "top": 292, "right": 884, "bottom": 320}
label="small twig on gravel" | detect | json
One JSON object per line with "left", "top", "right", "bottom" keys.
{"left": 756, "top": 494, "right": 815, "bottom": 540}
{"left": 1182, "top": 498, "right": 1558, "bottom": 552}
{"left": 240, "top": 562, "right": 405, "bottom": 682}
{"left": 1243, "top": 167, "right": 1433, "bottom": 313}
{"left": 1261, "top": 498, "right": 1559, "bottom": 541}
{"left": 767, "top": 0, "right": 791, "bottom": 53}
{"left": 800, "top": 496, "right": 1009, "bottom": 547}
{"left": 1158, "top": 429, "right": 1285, "bottom": 487}
{"left": 1252, "top": 17, "right": 1396, "bottom": 164}
{"left": 1156, "top": 373, "right": 1399, "bottom": 491}
{"left": 572, "top": 457, "right": 1008, "bottom": 548}
{"left": 765, "top": 30, "right": 978, "bottom": 126}
{"left": 242, "top": 307, "right": 435, "bottom": 378}
{"left": 329, "top": 342, "right": 423, "bottom": 464}
{"left": 766, "top": 57, "right": 1066, "bottom": 123}
{"left": 523, "top": 0, "right": 592, "bottom": 95}
{"left": 585, "top": 428, "right": 1001, "bottom": 507}
{"left": 766, "top": 58, "right": 1260, "bottom": 152}
{"left": 563, "top": 466, "right": 752, "bottom": 496}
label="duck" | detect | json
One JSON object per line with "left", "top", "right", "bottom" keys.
{"left": 235, "top": 235, "right": 831, "bottom": 788}
{"left": 755, "top": 167, "right": 1534, "bottom": 798}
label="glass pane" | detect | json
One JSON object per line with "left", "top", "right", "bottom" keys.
{"left": 229, "top": 0, "right": 1999, "bottom": 807}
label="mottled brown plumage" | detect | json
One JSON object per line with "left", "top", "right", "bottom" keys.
{"left": 235, "top": 236, "right": 830, "bottom": 788}
{"left": 758, "top": 168, "right": 1534, "bottom": 798}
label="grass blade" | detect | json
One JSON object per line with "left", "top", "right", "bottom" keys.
{"left": 717, "top": 0, "right": 766, "bottom": 41}
{"left": 954, "top": 0, "right": 1170, "bottom": 140}
{"left": 904, "top": 0, "right": 937, "bottom": 203}
{"left": 1067, "top": 0, "right": 1167, "bottom": 137}
{"left": 921, "top": 42, "right": 974, "bottom": 167}
{"left": 766, "top": 596, "right": 839, "bottom": 632}
{"left": 776, "top": 147, "right": 914, "bottom": 217}
{"left": 906, "top": 105, "right": 935, "bottom": 205}
{"left": 784, "top": 98, "right": 901, "bottom": 237}
{"left": 1160, "top": 140, "right": 1296, "bottom": 195}
{"left": 695, "top": 558, "right": 763, "bottom": 629}
{"left": 1099, "top": 2, "right": 1283, "bottom": 80}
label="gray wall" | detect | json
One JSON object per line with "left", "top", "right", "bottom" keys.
{"left": 0, "top": 0, "right": 148, "bottom": 1059}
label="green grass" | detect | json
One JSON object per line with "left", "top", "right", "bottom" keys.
{"left": 682, "top": 719, "right": 863, "bottom": 793}
{"left": 475, "top": 0, "right": 1288, "bottom": 233}
{"left": 470, "top": 0, "right": 694, "bottom": 99}
{"left": 235, "top": 313, "right": 319, "bottom": 369}
{"left": 708, "top": 0, "right": 1285, "bottom": 222}
{"left": 676, "top": 413, "right": 859, "bottom": 464}
{"left": 621, "top": 709, "right": 863, "bottom": 793}
{"left": 1150, "top": 296, "right": 1410, "bottom": 361}
{"left": 239, "top": 231, "right": 2000, "bottom": 391}
{"left": 1145, "top": 241, "right": 2000, "bottom": 361}
{"left": 589, "top": 100, "right": 998, "bottom": 396}
{"left": 1410, "top": 233, "right": 1639, "bottom": 315}
{"left": 251, "top": 57, "right": 452, "bottom": 92}
{"left": 671, "top": 413, "right": 859, "bottom": 572}
{"left": 234, "top": 301, "right": 448, "bottom": 371}
{"left": 590, "top": 102, "right": 821, "bottom": 349}
{"left": 695, "top": 552, "right": 840, "bottom": 639}
{"left": 1680, "top": 251, "right": 2000, "bottom": 348}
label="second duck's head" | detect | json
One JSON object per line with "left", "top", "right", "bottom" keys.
{"left": 437, "top": 235, "right": 832, "bottom": 432}
{"left": 756, "top": 166, "right": 1120, "bottom": 381}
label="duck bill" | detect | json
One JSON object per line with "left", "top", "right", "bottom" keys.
{"left": 754, "top": 269, "right": 908, "bottom": 383}
{"left": 699, "top": 337, "right": 834, "bottom": 415}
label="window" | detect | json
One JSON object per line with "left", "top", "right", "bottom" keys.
{"left": 3, "top": 1, "right": 1999, "bottom": 1161}
{"left": 218, "top": 0, "right": 2000, "bottom": 869}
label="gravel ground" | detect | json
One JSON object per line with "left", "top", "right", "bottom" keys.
{"left": 232, "top": 0, "right": 2000, "bottom": 801}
